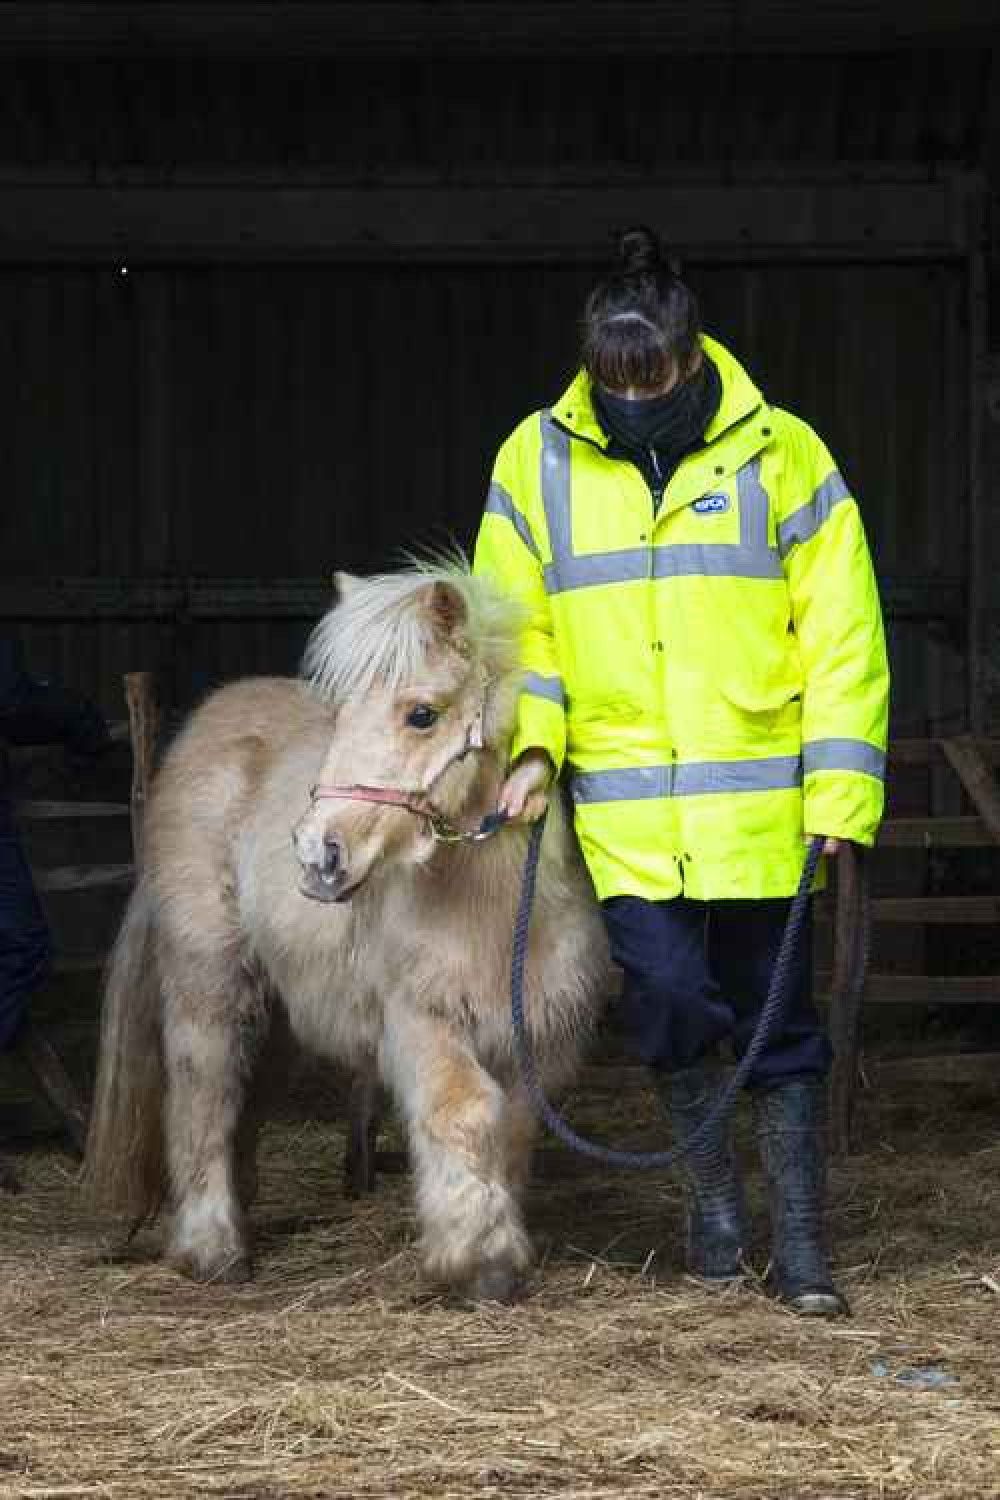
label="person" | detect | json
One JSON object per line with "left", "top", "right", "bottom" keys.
{"left": 0, "top": 639, "right": 111, "bottom": 1053}
{"left": 473, "top": 226, "right": 889, "bottom": 1318}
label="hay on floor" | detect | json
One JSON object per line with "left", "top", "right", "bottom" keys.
{"left": 1, "top": 1073, "right": 998, "bottom": 1500}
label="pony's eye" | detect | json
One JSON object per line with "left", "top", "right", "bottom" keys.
{"left": 406, "top": 703, "right": 439, "bottom": 730}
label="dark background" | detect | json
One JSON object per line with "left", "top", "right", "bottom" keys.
{"left": 0, "top": 1, "right": 996, "bottom": 738}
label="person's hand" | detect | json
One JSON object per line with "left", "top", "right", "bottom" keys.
{"left": 498, "top": 750, "right": 554, "bottom": 823}
{"left": 805, "top": 833, "right": 842, "bottom": 856}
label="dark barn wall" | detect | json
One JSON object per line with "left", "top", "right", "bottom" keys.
{"left": 0, "top": 258, "right": 973, "bottom": 731}
{"left": 0, "top": 40, "right": 994, "bottom": 737}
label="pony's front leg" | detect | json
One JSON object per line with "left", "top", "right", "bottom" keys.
{"left": 381, "top": 998, "right": 532, "bottom": 1302}
{"left": 161, "top": 967, "right": 261, "bottom": 1284}
{"left": 501, "top": 1084, "right": 539, "bottom": 1200}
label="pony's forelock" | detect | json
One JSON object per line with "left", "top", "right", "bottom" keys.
{"left": 302, "top": 558, "right": 525, "bottom": 703}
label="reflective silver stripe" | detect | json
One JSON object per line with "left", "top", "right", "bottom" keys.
{"left": 539, "top": 413, "right": 573, "bottom": 583}
{"left": 544, "top": 543, "right": 783, "bottom": 591}
{"left": 485, "top": 480, "right": 541, "bottom": 560}
{"left": 571, "top": 766, "right": 671, "bottom": 804}
{"left": 803, "top": 738, "right": 886, "bottom": 780}
{"left": 778, "top": 471, "right": 851, "bottom": 557}
{"left": 544, "top": 548, "right": 649, "bottom": 592}
{"left": 539, "top": 426, "right": 782, "bottom": 594}
{"left": 521, "top": 672, "right": 565, "bottom": 707}
{"left": 674, "top": 756, "right": 802, "bottom": 796}
{"left": 737, "top": 456, "right": 771, "bottom": 551}
{"left": 570, "top": 755, "right": 803, "bottom": 804}
{"left": 653, "top": 545, "right": 783, "bottom": 581}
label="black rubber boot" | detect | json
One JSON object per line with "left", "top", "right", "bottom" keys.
{"left": 655, "top": 1065, "right": 747, "bottom": 1282}
{"left": 752, "top": 1077, "right": 850, "bottom": 1318}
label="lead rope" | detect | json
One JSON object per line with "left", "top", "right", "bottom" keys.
{"left": 511, "top": 813, "right": 825, "bottom": 1168}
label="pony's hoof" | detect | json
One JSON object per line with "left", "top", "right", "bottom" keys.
{"left": 214, "top": 1253, "right": 254, "bottom": 1286}
{"left": 465, "top": 1260, "right": 526, "bottom": 1305}
{"left": 169, "top": 1250, "right": 254, "bottom": 1286}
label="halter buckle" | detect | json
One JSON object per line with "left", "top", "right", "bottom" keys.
{"left": 426, "top": 807, "right": 509, "bottom": 844}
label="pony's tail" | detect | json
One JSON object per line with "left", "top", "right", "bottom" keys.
{"left": 81, "top": 879, "right": 166, "bottom": 1224}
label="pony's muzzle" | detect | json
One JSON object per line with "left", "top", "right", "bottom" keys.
{"left": 294, "top": 825, "right": 355, "bottom": 903}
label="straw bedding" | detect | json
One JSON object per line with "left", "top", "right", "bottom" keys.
{"left": 1, "top": 1070, "right": 998, "bottom": 1500}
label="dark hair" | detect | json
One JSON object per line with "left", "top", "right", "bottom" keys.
{"left": 582, "top": 226, "right": 701, "bottom": 393}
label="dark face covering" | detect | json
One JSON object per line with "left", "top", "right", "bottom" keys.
{"left": 593, "top": 358, "right": 723, "bottom": 496}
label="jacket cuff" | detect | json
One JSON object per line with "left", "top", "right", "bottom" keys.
{"left": 803, "top": 769, "right": 884, "bottom": 847}
{"left": 510, "top": 690, "right": 566, "bottom": 778}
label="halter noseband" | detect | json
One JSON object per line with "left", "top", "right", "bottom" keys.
{"left": 308, "top": 781, "right": 508, "bottom": 844}
{"left": 307, "top": 682, "right": 509, "bottom": 845}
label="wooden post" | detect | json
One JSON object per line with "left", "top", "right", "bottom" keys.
{"left": 124, "top": 672, "right": 158, "bottom": 867}
{"left": 342, "top": 1064, "right": 406, "bottom": 1197}
{"left": 343, "top": 1066, "right": 381, "bottom": 1199}
{"left": 828, "top": 844, "right": 872, "bottom": 1156}
{"left": 15, "top": 1021, "right": 89, "bottom": 1156}
{"left": 967, "top": 217, "right": 989, "bottom": 735}
{"left": 939, "top": 737, "right": 1000, "bottom": 845}
{"left": 5, "top": 674, "right": 159, "bottom": 1163}
{"left": 0, "top": 1155, "right": 22, "bottom": 1194}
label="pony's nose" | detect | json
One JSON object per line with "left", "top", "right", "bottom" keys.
{"left": 320, "top": 832, "right": 342, "bottom": 880}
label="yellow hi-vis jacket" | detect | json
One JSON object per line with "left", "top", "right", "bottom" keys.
{"left": 473, "top": 335, "right": 890, "bottom": 903}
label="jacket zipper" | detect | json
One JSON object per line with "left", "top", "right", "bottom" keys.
{"left": 646, "top": 447, "right": 672, "bottom": 803}
{"left": 648, "top": 445, "right": 664, "bottom": 520}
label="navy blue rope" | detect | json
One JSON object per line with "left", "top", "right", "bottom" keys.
{"left": 511, "top": 814, "right": 825, "bottom": 1169}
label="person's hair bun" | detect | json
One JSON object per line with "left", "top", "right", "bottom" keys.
{"left": 618, "top": 225, "right": 662, "bottom": 275}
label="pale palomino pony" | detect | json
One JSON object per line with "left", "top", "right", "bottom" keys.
{"left": 83, "top": 563, "right": 610, "bottom": 1300}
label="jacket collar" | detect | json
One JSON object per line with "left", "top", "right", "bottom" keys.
{"left": 550, "top": 334, "right": 766, "bottom": 452}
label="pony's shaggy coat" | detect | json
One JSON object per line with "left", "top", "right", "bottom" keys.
{"left": 84, "top": 565, "right": 610, "bottom": 1296}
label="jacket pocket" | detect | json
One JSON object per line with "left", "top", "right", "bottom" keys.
{"left": 711, "top": 683, "right": 803, "bottom": 751}
{"left": 711, "top": 630, "right": 804, "bottom": 747}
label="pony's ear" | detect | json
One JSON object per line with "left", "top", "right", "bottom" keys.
{"left": 419, "top": 579, "right": 469, "bottom": 642}
{"left": 333, "top": 571, "right": 362, "bottom": 603}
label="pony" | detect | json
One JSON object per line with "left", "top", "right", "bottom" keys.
{"left": 83, "top": 563, "right": 611, "bottom": 1301}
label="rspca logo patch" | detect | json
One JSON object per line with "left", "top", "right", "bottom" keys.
{"left": 693, "top": 493, "right": 729, "bottom": 514}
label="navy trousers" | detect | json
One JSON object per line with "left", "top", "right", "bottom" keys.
{"left": 0, "top": 797, "right": 50, "bottom": 1049}
{"left": 600, "top": 894, "right": 832, "bottom": 1085}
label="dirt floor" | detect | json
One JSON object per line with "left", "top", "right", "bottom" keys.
{"left": 1, "top": 1068, "right": 999, "bottom": 1500}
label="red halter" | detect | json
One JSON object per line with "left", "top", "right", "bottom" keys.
{"left": 308, "top": 781, "right": 507, "bottom": 844}
{"left": 307, "top": 685, "right": 507, "bottom": 844}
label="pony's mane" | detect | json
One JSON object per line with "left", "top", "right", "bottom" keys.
{"left": 301, "top": 558, "right": 525, "bottom": 703}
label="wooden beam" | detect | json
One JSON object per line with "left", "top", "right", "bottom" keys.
{"left": 583, "top": 1053, "right": 1000, "bottom": 1091}
{"left": 0, "top": 574, "right": 964, "bottom": 623}
{"left": 878, "top": 816, "right": 993, "bottom": 847}
{"left": 52, "top": 955, "right": 106, "bottom": 974}
{"left": 818, "top": 974, "right": 1000, "bottom": 1005}
{"left": 13, "top": 1020, "right": 89, "bottom": 1156}
{"left": 869, "top": 1053, "right": 1000, "bottom": 1087}
{"left": 939, "top": 737, "right": 1000, "bottom": 844}
{"left": 0, "top": 177, "right": 974, "bottom": 263}
{"left": 15, "top": 799, "right": 130, "bottom": 820}
{"left": 873, "top": 896, "right": 1000, "bottom": 923}
{"left": 818, "top": 895, "right": 1000, "bottom": 924}
{"left": 0, "top": 3, "right": 991, "bottom": 56}
{"left": 7, "top": 724, "right": 131, "bottom": 768}
{"left": 890, "top": 739, "right": 1000, "bottom": 766}
{"left": 33, "top": 862, "right": 134, "bottom": 893}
